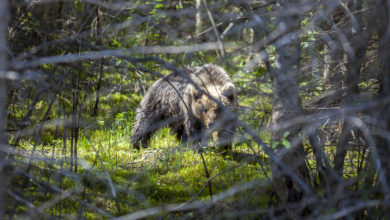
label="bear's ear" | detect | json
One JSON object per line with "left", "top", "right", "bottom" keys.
{"left": 223, "top": 83, "right": 236, "bottom": 102}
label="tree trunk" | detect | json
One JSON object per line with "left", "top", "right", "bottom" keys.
{"left": 92, "top": 7, "right": 103, "bottom": 117}
{"left": 195, "top": 0, "right": 202, "bottom": 34}
{"left": 333, "top": 0, "right": 370, "bottom": 182}
{"left": 375, "top": 0, "right": 390, "bottom": 199}
{"left": 270, "top": 2, "right": 309, "bottom": 206}
{"left": 0, "top": 0, "right": 9, "bottom": 218}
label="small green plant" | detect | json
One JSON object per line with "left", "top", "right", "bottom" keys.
{"left": 271, "top": 131, "right": 291, "bottom": 149}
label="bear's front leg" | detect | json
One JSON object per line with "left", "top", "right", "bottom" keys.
{"left": 217, "top": 123, "right": 236, "bottom": 155}
{"left": 184, "top": 115, "right": 204, "bottom": 145}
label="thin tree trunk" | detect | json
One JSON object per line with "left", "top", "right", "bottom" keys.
{"left": 71, "top": 70, "right": 80, "bottom": 172}
{"left": 195, "top": 0, "right": 202, "bottom": 34}
{"left": 333, "top": 0, "right": 370, "bottom": 181}
{"left": 92, "top": 7, "right": 103, "bottom": 117}
{"left": 308, "top": 130, "right": 328, "bottom": 190}
{"left": 323, "top": 44, "right": 330, "bottom": 87}
{"left": 270, "top": 2, "right": 309, "bottom": 207}
{"left": 201, "top": 0, "right": 224, "bottom": 57}
{"left": 375, "top": 0, "right": 390, "bottom": 200}
{"left": 0, "top": 0, "right": 9, "bottom": 218}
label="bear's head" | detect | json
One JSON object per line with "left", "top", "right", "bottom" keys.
{"left": 191, "top": 82, "right": 237, "bottom": 130}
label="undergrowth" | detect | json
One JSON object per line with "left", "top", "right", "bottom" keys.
{"left": 9, "top": 112, "right": 271, "bottom": 219}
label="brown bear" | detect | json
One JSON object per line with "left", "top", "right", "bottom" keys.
{"left": 130, "top": 64, "right": 237, "bottom": 152}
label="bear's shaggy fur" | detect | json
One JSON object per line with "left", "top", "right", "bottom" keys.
{"left": 131, "top": 64, "right": 237, "bottom": 151}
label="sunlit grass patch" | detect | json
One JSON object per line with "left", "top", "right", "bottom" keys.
{"left": 148, "top": 127, "right": 181, "bottom": 149}
{"left": 12, "top": 116, "right": 271, "bottom": 218}
{"left": 132, "top": 148, "right": 267, "bottom": 204}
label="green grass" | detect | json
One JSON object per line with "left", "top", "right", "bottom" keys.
{"left": 10, "top": 108, "right": 370, "bottom": 219}
{"left": 11, "top": 113, "right": 270, "bottom": 219}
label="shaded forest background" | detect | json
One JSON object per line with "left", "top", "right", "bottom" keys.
{"left": 1, "top": 0, "right": 390, "bottom": 219}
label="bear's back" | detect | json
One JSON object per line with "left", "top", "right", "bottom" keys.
{"left": 189, "top": 64, "right": 232, "bottom": 88}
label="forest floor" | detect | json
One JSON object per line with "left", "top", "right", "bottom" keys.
{"left": 12, "top": 118, "right": 271, "bottom": 218}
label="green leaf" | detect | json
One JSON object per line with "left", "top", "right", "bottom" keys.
{"left": 300, "top": 81, "right": 308, "bottom": 86}
{"left": 271, "top": 141, "right": 279, "bottom": 149}
{"left": 282, "top": 139, "right": 291, "bottom": 149}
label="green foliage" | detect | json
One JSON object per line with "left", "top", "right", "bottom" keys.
{"left": 271, "top": 131, "right": 291, "bottom": 149}
{"left": 13, "top": 115, "right": 268, "bottom": 218}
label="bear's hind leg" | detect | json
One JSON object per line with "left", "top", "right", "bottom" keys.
{"left": 131, "top": 113, "right": 162, "bottom": 149}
